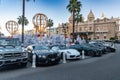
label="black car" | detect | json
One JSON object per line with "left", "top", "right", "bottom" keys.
{"left": 91, "top": 42, "right": 116, "bottom": 52}
{"left": 69, "top": 44, "right": 102, "bottom": 57}
{"left": 26, "top": 44, "right": 61, "bottom": 65}
{"left": 86, "top": 43, "right": 106, "bottom": 54}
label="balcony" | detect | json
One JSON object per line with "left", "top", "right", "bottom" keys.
{"left": 95, "top": 30, "right": 109, "bottom": 33}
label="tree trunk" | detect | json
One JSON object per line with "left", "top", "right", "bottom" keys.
{"left": 72, "top": 11, "right": 75, "bottom": 43}
{"left": 49, "top": 26, "right": 50, "bottom": 38}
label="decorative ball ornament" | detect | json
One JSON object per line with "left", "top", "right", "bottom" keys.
{"left": 5, "top": 20, "right": 19, "bottom": 35}
{"left": 32, "top": 13, "right": 48, "bottom": 33}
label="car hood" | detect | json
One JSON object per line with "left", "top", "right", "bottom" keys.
{"left": 34, "top": 50, "right": 57, "bottom": 55}
{"left": 0, "top": 47, "right": 23, "bottom": 54}
{"left": 59, "top": 49, "right": 80, "bottom": 55}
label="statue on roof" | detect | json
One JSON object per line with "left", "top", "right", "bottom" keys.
{"left": 101, "top": 12, "right": 105, "bottom": 19}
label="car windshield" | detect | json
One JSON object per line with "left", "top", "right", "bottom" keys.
{"left": 0, "top": 38, "right": 20, "bottom": 46}
{"left": 33, "top": 45, "right": 50, "bottom": 50}
{"left": 80, "top": 44, "right": 91, "bottom": 48}
{"left": 52, "top": 45, "right": 66, "bottom": 49}
{"left": 59, "top": 45, "right": 66, "bottom": 49}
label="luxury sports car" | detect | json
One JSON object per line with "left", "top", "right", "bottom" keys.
{"left": 84, "top": 43, "right": 106, "bottom": 54}
{"left": 90, "top": 42, "right": 116, "bottom": 52}
{"left": 51, "top": 45, "right": 80, "bottom": 60}
{"left": 26, "top": 44, "right": 61, "bottom": 65}
{"left": 69, "top": 44, "right": 103, "bottom": 57}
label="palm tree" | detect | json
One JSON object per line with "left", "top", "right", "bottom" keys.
{"left": 47, "top": 19, "right": 54, "bottom": 37}
{"left": 75, "top": 13, "right": 82, "bottom": 32}
{"left": 22, "top": 0, "right": 35, "bottom": 44}
{"left": 66, "top": 0, "right": 82, "bottom": 43}
{"left": 17, "top": 16, "right": 29, "bottom": 25}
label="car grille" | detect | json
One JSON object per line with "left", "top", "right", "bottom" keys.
{"left": 4, "top": 53, "right": 22, "bottom": 58}
{"left": 70, "top": 55, "right": 75, "bottom": 57}
{"left": 48, "top": 54, "right": 57, "bottom": 58}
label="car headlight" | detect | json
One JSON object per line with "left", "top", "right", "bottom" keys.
{"left": 38, "top": 55, "right": 47, "bottom": 58}
{"left": 42, "top": 55, "right": 47, "bottom": 58}
{"left": 0, "top": 54, "right": 3, "bottom": 59}
{"left": 38, "top": 55, "right": 42, "bottom": 58}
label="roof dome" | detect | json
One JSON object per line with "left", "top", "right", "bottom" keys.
{"left": 87, "top": 10, "right": 95, "bottom": 21}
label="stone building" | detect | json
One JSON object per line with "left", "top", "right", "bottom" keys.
{"left": 58, "top": 10, "right": 120, "bottom": 40}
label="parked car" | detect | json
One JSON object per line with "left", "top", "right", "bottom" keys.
{"left": 69, "top": 44, "right": 102, "bottom": 57}
{"left": 114, "top": 40, "right": 120, "bottom": 44}
{"left": 103, "top": 42, "right": 116, "bottom": 52}
{"left": 0, "top": 38, "right": 28, "bottom": 70}
{"left": 51, "top": 45, "right": 80, "bottom": 60}
{"left": 91, "top": 42, "right": 116, "bottom": 52}
{"left": 86, "top": 43, "right": 107, "bottom": 54}
{"left": 26, "top": 44, "right": 61, "bottom": 65}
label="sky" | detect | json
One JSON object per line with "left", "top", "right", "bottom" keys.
{"left": 0, "top": 0, "right": 120, "bottom": 36}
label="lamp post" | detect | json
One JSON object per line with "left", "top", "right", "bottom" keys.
{"left": 62, "top": 23, "right": 68, "bottom": 47}
{"left": 0, "top": 26, "right": 1, "bottom": 37}
{"left": 85, "top": 27, "right": 89, "bottom": 43}
{"left": 22, "top": 0, "right": 25, "bottom": 44}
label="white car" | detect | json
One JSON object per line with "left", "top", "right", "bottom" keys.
{"left": 51, "top": 46, "right": 80, "bottom": 60}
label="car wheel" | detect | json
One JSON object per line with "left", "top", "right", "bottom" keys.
{"left": 54, "top": 59, "right": 61, "bottom": 65}
{"left": 97, "top": 52, "right": 102, "bottom": 57}
{"left": 111, "top": 49, "right": 116, "bottom": 52}
{"left": 88, "top": 51, "right": 94, "bottom": 57}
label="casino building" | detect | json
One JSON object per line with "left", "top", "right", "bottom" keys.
{"left": 58, "top": 10, "right": 120, "bottom": 40}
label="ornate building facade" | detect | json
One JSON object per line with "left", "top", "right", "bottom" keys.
{"left": 58, "top": 10, "right": 120, "bottom": 40}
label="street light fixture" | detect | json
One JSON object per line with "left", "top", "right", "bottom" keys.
{"left": 62, "top": 23, "right": 68, "bottom": 47}
{"left": 22, "top": 0, "right": 25, "bottom": 44}
{"left": 0, "top": 26, "right": 1, "bottom": 37}
{"left": 85, "top": 27, "right": 89, "bottom": 43}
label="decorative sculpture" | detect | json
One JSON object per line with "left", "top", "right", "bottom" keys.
{"left": 32, "top": 13, "right": 48, "bottom": 35}
{"left": 6, "top": 20, "right": 19, "bottom": 36}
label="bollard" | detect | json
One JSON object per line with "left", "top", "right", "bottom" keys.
{"left": 32, "top": 53, "right": 36, "bottom": 68}
{"left": 112, "top": 43, "right": 115, "bottom": 48}
{"left": 82, "top": 50, "right": 85, "bottom": 59}
{"left": 63, "top": 52, "right": 66, "bottom": 63}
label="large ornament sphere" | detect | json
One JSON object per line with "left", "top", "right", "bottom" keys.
{"left": 32, "top": 13, "right": 48, "bottom": 33}
{"left": 6, "top": 20, "right": 19, "bottom": 35}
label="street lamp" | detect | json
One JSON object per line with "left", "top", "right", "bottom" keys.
{"left": 85, "top": 27, "right": 89, "bottom": 43}
{"left": 22, "top": 0, "right": 25, "bottom": 44}
{"left": 0, "top": 26, "right": 1, "bottom": 37}
{"left": 62, "top": 23, "right": 68, "bottom": 47}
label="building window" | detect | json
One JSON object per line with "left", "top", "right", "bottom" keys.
{"left": 97, "top": 36, "right": 99, "bottom": 39}
{"left": 89, "top": 27, "right": 92, "bottom": 31}
{"left": 104, "top": 36, "right": 106, "bottom": 39}
{"left": 96, "top": 27, "right": 99, "bottom": 31}
{"left": 79, "top": 27, "right": 82, "bottom": 31}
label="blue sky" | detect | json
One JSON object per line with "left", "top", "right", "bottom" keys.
{"left": 0, "top": 0, "right": 120, "bottom": 36}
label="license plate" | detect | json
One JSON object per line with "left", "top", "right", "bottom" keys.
{"left": 51, "top": 59, "right": 55, "bottom": 61}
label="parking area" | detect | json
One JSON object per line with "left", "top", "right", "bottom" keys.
{"left": 0, "top": 44, "right": 118, "bottom": 80}
{"left": 0, "top": 40, "right": 118, "bottom": 71}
